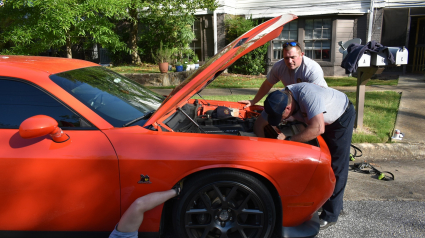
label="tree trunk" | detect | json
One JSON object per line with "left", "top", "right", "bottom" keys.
{"left": 66, "top": 35, "right": 72, "bottom": 58}
{"left": 129, "top": 7, "right": 141, "bottom": 65}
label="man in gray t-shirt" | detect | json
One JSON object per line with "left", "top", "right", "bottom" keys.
{"left": 239, "top": 41, "right": 327, "bottom": 108}
{"left": 283, "top": 83, "right": 348, "bottom": 125}
{"left": 254, "top": 83, "right": 355, "bottom": 230}
{"left": 268, "top": 56, "right": 327, "bottom": 87}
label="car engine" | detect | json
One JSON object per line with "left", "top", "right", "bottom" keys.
{"left": 160, "top": 99, "right": 319, "bottom": 147}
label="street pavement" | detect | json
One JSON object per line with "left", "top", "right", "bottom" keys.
{"left": 316, "top": 157, "right": 425, "bottom": 238}
{"left": 316, "top": 200, "right": 425, "bottom": 237}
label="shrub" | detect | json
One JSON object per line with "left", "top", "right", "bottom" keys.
{"left": 224, "top": 15, "right": 269, "bottom": 75}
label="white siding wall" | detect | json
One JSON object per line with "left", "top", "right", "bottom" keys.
{"left": 196, "top": 1, "right": 425, "bottom": 18}
{"left": 385, "top": 0, "right": 425, "bottom": 8}
{"left": 197, "top": 0, "right": 387, "bottom": 18}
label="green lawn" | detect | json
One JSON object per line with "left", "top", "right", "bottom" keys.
{"left": 144, "top": 74, "right": 398, "bottom": 89}
{"left": 107, "top": 64, "right": 160, "bottom": 74}
{"left": 346, "top": 91, "right": 401, "bottom": 143}
{"left": 193, "top": 91, "right": 401, "bottom": 143}
{"left": 207, "top": 74, "right": 273, "bottom": 88}
{"left": 108, "top": 66, "right": 398, "bottom": 88}
{"left": 325, "top": 76, "right": 399, "bottom": 87}
{"left": 208, "top": 75, "right": 398, "bottom": 88}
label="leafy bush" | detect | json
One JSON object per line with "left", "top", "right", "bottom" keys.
{"left": 224, "top": 15, "right": 269, "bottom": 75}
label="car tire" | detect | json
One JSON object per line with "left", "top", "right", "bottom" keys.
{"left": 173, "top": 170, "right": 275, "bottom": 238}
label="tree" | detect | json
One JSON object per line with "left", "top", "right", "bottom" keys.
{"left": 0, "top": 0, "right": 218, "bottom": 64}
{"left": 119, "top": 0, "right": 218, "bottom": 64}
{"left": 0, "top": 0, "right": 127, "bottom": 58}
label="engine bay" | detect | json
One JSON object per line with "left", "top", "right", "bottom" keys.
{"left": 161, "top": 99, "right": 319, "bottom": 147}
{"left": 162, "top": 99, "right": 259, "bottom": 135}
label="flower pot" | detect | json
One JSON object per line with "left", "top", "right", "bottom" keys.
{"left": 195, "top": 63, "right": 199, "bottom": 69}
{"left": 176, "top": 65, "right": 183, "bottom": 72}
{"left": 158, "top": 62, "right": 169, "bottom": 73}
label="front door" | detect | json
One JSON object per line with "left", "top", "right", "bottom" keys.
{"left": 412, "top": 17, "right": 425, "bottom": 72}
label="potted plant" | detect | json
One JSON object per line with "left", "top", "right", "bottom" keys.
{"left": 183, "top": 61, "right": 188, "bottom": 71}
{"left": 152, "top": 41, "right": 172, "bottom": 73}
{"left": 188, "top": 60, "right": 195, "bottom": 71}
{"left": 175, "top": 61, "right": 183, "bottom": 72}
{"left": 193, "top": 54, "right": 200, "bottom": 69}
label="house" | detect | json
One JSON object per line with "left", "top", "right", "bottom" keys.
{"left": 192, "top": 0, "right": 425, "bottom": 76}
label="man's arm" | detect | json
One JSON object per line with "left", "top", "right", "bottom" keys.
{"left": 253, "top": 114, "right": 269, "bottom": 137}
{"left": 278, "top": 113, "right": 325, "bottom": 142}
{"left": 116, "top": 189, "right": 177, "bottom": 233}
{"left": 239, "top": 80, "right": 274, "bottom": 108}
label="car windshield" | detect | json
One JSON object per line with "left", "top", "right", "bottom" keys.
{"left": 50, "top": 66, "right": 165, "bottom": 127}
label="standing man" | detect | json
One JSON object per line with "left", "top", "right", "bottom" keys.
{"left": 239, "top": 41, "right": 327, "bottom": 108}
{"left": 254, "top": 83, "right": 355, "bottom": 230}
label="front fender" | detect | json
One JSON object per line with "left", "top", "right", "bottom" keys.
{"left": 103, "top": 127, "right": 324, "bottom": 232}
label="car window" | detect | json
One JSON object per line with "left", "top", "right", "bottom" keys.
{"left": 50, "top": 66, "right": 165, "bottom": 127}
{"left": 0, "top": 79, "right": 92, "bottom": 129}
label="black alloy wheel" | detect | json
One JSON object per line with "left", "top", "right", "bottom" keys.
{"left": 173, "top": 170, "right": 275, "bottom": 238}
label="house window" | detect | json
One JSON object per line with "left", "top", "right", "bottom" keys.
{"left": 272, "top": 20, "right": 298, "bottom": 60}
{"left": 304, "top": 18, "right": 331, "bottom": 61}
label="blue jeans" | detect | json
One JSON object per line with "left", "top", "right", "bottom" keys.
{"left": 109, "top": 224, "right": 138, "bottom": 238}
{"left": 320, "top": 102, "right": 355, "bottom": 222}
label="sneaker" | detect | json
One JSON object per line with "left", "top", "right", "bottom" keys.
{"left": 319, "top": 219, "right": 336, "bottom": 230}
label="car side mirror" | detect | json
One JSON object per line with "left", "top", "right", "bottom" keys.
{"left": 19, "top": 115, "right": 70, "bottom": 143}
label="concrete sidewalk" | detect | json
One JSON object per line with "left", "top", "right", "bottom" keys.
{"left": 152, "top": 74, "right": 425, "bottom": 160}
{"left": 357, "top": 74, "right": 425, "bottom": 160}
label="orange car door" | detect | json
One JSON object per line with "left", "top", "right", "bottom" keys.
{"left": 0, "top": 78, "right": 120, "bottom": 231}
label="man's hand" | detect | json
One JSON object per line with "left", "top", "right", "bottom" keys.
{"left": 277, "top": 133, "right": 287, "bottom": 140}
{"left": 238, "top": 100, "right": 254, "bottom": 109}
{"left": 238, "top": 80, "right": 274, "bottom": 109}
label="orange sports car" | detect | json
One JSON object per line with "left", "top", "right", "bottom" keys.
{"left": 0, "top": 14, "right": 334, "bottom": 238}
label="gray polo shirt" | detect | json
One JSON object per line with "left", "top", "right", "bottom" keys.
{"left": 262, "top": 83, "right": 349, "bottom": 125}
{"left": 267, "top": 56, "right": 328, "bottom": 87}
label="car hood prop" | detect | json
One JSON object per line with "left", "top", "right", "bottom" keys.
{"left": 144, "top": 14, "right": 298, "bottom": 127}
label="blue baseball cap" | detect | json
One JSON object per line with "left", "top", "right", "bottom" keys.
{"left": 264, "top": 90, "right": 288, "bottom": 126}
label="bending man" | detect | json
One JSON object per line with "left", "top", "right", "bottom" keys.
{"left": 254, "top": 82, "right": 355, "bottom": 230}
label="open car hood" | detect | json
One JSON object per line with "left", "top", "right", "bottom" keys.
{"left": 145, "top": 14, "right": 298, "bottom": 128}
